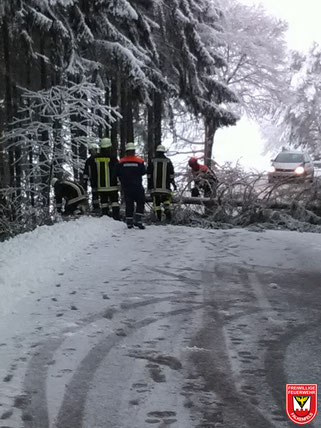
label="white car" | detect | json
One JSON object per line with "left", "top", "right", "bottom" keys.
{"left": 268, "top": 151, "right": 314, "bottom": 183}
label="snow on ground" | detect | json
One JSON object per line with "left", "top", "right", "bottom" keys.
{"left": 1, "top": 218, "right": 321, "bottom": 427}
{"left": 3, "top": 216, "right": 320, "bottom": 316}
{"left": 0, "top": 218, "right": 127, "bottom": 315}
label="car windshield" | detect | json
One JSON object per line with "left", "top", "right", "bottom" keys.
{"left": 275, "top": 153, "right": 304, "bottom": 163}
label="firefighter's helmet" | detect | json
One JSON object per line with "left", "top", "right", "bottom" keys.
{"left": 125, "top": 142, "right": 135, "bottom": 151}
{"left": 156, "top": 144, "right": 166, "bottom": 152}
{"left": 89, "top": 143, "right": 99, "bottom": 150}
{"left": 100, "top": 138, "right": 112, "bottom": 148}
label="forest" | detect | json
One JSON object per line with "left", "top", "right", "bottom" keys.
{"left": 1, "top": 0, "right": 320, "bottom": 239}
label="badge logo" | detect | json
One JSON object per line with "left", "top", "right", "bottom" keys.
{"left": 286, "top": 383, "right": 318, "bottom": 425}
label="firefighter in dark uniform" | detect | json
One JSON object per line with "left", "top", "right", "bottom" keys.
{"left": 51, "top": 177, "right": 87, "bottom": 215}
{"left": 188, "top": 157, "right": 218, "bottom": 198}
{"left": 83, "top": 142, "right": 100, "bottom": 211}
{"left": 93, "top": 137, "right": 120, "bottom": 220}
{"left": 117, "top": 142, "right": 146, "bottom": 229}
{"left": 147, "top": 144, "right": 177, "bottom": 221}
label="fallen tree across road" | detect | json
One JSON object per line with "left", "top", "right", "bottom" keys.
{"left": 145, "top": 194, "right": 321, "bottom": 212}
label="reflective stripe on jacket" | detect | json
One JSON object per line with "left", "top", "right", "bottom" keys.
{"left": 147, "top": 155, "right": 174, "bottom": 194}
{"left": 94, "top": 156, "right": 119, "bottom": 192}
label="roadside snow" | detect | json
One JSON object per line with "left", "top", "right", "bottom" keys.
{"left": 0, "top": 218, "right": 123, "bottom": 316}
{"left": 2, "top": 218, "right": 321, "bottom": 318}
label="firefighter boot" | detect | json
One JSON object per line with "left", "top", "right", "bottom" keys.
{"left": 164, "top": 208, "right": 172, "bottom": 222}
{"left": 101, "top": 203, "right": 109, "bottom": 216}
{"left": 126, "top": 217, "right": 134, "bottom": 229}
{"left": 156, "top": 210, "right": 162, "bottom": 221}
{"left": 134, "top": 213, "right": 145, "bottom": 230}
{"left": 112, "top": 206, "right": 120, "bottom": 221}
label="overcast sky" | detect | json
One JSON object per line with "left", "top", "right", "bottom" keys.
{"left": 214, "top": 0, "right": 321, "bottom": 171}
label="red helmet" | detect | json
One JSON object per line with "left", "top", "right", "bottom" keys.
{"left": 188, "top": 157, "right": 198, "bottom": 167}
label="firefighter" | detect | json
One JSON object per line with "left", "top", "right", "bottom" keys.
{"left": 51, "top": 177, "right": 87, "bottom": 216}
{"left": 147, "top": 144, "right": 177, "bottom": 221}
{"left": 93, "top": 137, "right": 120, "bottom": 220}
{"left": 188, "top": 157, "right": 217, "bottom": 198}
{"left": 117, "top": 142, "right": 146, "bottom": 229}
{"left": 83, "top": 142, "right": 100, "bottom": 211}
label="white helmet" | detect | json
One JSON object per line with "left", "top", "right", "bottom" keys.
{"left": 125, "top": 142, "right": 135, "bottom": 151}
{"left": 51, "top": 177, "right": 58, "bottom": 186}
{"left": 156, "top": 144, "right": 166, "bottom": 152}
{"left": 100, "top": 138, "right": 112, "bottom": 149}
{"left": 89, "top": 143, "right": 99, "bottom": 150}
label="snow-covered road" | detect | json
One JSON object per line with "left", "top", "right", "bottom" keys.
{"left": 1, "top": 218, "right": 321, "bottom": 427}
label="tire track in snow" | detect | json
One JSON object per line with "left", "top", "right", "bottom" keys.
{"left": 262, "top": 270, "right": 321, "bottom": 428}
{"left": 21, "top": 296, "right": 173, "bottom": 428}
{"left": 193, "top": 264, "right": 314, "bottom": 427}
{"left": 22, "top": 338, "right": 62, "bottom": 428}
{"left": 54, "top": 306, "right": 201, "bottom": 428}
{"left": 22, "top": 296, "right": 202, "bottom": 428}
{"left": 186, "top": 266, "right": 279, "bottom": 428}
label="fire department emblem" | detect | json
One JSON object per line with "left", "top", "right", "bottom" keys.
{"left": 286, "top": 383, "right": 318, "bottom": 424}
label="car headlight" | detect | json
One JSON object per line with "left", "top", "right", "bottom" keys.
{"left": 295, "top": 166, "right": 305, "bottom": 175}
{"left": 268, "top": 166, "right": 276, "bottom": 173}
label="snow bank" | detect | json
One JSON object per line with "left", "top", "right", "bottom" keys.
{"left": 0, "top": 217, "right": 123, "bottom": 315}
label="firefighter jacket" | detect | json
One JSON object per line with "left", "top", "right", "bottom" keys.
{"left": 54, "top": 180, "right": 87, "bottom": 211}
{"left": 92, "top": 154, "right": 119, "bottom": 193}
{"left": 147, "top": 153, "right": 175, "bottom": 194}
{"left": 83, "top": 155, "right": 96, "bottom": 187}
{"left": 117, "top": 155, "right": 146, "bottom": 192}
{"left": 192, "top": 164, "right": 217, "bottom": 184}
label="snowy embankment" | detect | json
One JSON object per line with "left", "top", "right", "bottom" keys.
{"left": 0, "top": 218, "right": 124, "bottom": 316}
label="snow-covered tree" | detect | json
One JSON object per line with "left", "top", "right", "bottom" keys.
{"left": 268, "top": 44, "right": 321, "bottom": 157}
{"left": 150, "top": 0, "right": 238, "bottom": 165}
{"left": 0, "top": 0, "right": 294, "bottom": 236}
{"left": 216, "top": 0, "right": 288, "bottom": 118}
{"left": 4, "top": 80, "right": 119, "bottom": 174}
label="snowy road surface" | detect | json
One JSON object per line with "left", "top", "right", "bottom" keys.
{"left": 1, "top": 218, "right": 321, "bottom": 427}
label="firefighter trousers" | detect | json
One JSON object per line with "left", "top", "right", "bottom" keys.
{"left": 124, "top": 187, "right": 145, "bottom": 226}
{"left": 99, "top": 191, "right": 120, "bottom": 220}
{"left": 92, "top": 189, "right": 100, "bottom": 210}
{"left": 152, "top": 193, "right": 172, "bottom": 221}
